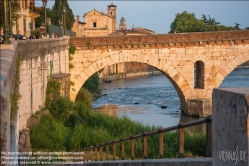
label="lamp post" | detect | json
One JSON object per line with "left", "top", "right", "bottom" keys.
{"left": 9, "top": 0, "right": 12, "bottom": 37}
{"left": 2, "top": 0, "right": 10, "bottom": 44}
{"left": 63, "top": 6, "right": 66, "bottom": 36}
{"left": 42, "top": 0, "right": 47, "bottom": 36}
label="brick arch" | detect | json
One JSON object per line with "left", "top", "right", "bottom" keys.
{"left": 70, "top": 54, "right": 192, "bottom": 112}
{"left": 208, "top": 52, "right": 249, "bottom": 94}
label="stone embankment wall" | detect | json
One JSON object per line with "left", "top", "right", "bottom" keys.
{"left": 17, "top": 37, "right": 70, "bottom": 130}
{"left": 0, "top": 37, "right": 70, "bottom": 157}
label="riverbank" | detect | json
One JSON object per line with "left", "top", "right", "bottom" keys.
{"left": 101, "top": 71, "right": 162, "bottom": 82}
{"left": 237, "top": 65, "right": 249, "bottom": 68}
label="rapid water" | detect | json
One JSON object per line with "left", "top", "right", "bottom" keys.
{"left": 92, "top": 68, "right": 249, "bottom": 128}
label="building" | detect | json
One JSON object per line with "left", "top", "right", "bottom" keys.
{"left": 72, "top": 3, "right": 156, "bottom": 78}
{"left": 110, "top": 17, "right": 154, "bottom": 36}
{"left": 71, "top": 15, "right": 86, "bottom": 37}
{"left": 72, "top": 3, "right": 116, "bottom": 37}
{"left": 72, "top": 3, "right": 154, "bottom": 37}
{"left": 11, "top": 0, "right": 40, "bottom": 36}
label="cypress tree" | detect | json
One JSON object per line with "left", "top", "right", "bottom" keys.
{"left": 51, "top": 0, "right": 74, "bottom": 30}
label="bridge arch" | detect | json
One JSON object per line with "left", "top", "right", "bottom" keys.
{"left": 70, "top": 53, "right": 192, "bottom": 113}
{"left": 207, "top": 51, "right": 249, "bottom": 96}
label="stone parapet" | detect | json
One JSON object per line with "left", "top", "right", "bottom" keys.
{"left": 212, "top": 88, "right": 249, "bottom": 166}
{"left": 0, "top": 46, "right": 15, "bottom": 156}
{"left": 70, "top": 30, "right": 249, "bottom": 51}
{"left": 16, "top": 37, "right": 69, "bottom": 60}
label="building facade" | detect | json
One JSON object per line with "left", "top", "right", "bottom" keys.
{"left": 11, "top": 0, "right": 40, "bottom": 36}
{"left": 71, "top": 3, "right": 156, "bottom": 78}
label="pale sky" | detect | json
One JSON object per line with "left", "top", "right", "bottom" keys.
{"left": 38, "top": 1, "right": 249, "bottom": 34}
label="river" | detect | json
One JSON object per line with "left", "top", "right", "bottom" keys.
{"left": 92, "top": 68, "right": 249, "bottom": 129}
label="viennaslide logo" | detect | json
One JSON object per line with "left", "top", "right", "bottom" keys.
{"left": 218, "top": 146, "right": 247, "bottom": 165}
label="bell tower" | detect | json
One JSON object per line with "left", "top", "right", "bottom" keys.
{"left": 107, "top": 3, "right": 117, "bottom": 32}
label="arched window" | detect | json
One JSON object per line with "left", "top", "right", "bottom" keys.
{"left": 194, "top": 61, "right": 204, "bottom": 89}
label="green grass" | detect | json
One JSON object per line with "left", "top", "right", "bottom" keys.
{"left": 30, "top": 97, "right": 206, "bottom": 159}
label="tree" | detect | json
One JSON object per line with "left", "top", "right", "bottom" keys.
{"left": 51, "top": 0, "right": 74, "bottom": 30}
{"left": 35, "top": 7, "right": 52, "bottom": 28}
{"left": 169, "top": 11, "right": 206, "bottom": 33}
{"left": 245, "top": 27, "right": 249, "bottom": 30}
{"left": 235, "top": 23, "right": 241, "bottom": 30}
{"left": 201, "top": 14, "right": 207, "bottom": 24}
{"left": 0, "top": 0, "right": 21, "bottom": 33}
{"left": 169, "top": 12, "right": 237, "bottom": 33}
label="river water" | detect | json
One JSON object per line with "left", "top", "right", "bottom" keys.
{"left": 92, "top": 68, "right": 249, "bottom": 128}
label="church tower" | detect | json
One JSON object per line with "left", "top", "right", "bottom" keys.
{"left": 107, "top": 3, "right": 117, "bottom": 32}
{"left": 119, "top": 17, "right": 127, "bottom": 30}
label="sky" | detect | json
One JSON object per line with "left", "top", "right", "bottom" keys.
{"left": 37, "top": 1, "right": 249, "bottom": 34}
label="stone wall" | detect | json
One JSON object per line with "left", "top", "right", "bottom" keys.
{"left": 101, "top": 62, "right": 158, "bottom": 77}
{"left": 0, "top": 44, "right": 15, "bottom": 157}
{"left": 212, "top": 88, "right": 249, "bottom": 166}
{"left": 17, "top": 37, "right": 70, "bottom": 130}
{"left": 70, "top": 30, "right": 249, "bottom": 48}
{"left": 0, "top": 37, "right": 70, "bottom": 160}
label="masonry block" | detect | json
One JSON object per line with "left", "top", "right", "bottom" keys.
{"left": 186, "top": 98, "right": 211, "bottom": 117}
{"left": 212, "top": 88, "right": 249, "bottom": 166}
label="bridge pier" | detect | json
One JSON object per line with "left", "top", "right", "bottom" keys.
{"left": 186, "top": 98, "right": 211, "bottom": 117}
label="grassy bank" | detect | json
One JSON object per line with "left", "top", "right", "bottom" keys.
{"left": 30, "top": 97, "right": 206, "bottom": 159}
{"left": 30, "top": 77, "right": 206, "bottom": 159}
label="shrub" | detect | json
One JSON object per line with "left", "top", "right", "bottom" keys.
{"left": 83, "top": 72, "right": 100, "bottom": 94}
{"left": 75, "top": 88, "right": 92, "bottom": 108}
{"left": 50, "top": 97, "right": 73, "bottom": 122}
{"left": 45, "top": 79, "right": 61, "bottom": 110}
{"left": 30, "top": 114, "right": 69, "bottom": 152}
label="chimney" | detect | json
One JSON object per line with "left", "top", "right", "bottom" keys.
{"left": 76, "top": 15, "right": 80, "bottom": 21}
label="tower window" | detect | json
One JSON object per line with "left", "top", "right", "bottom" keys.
{"left": 111, "top": 12, "right": 112, "bottom": 15}
{"left": 93, "top": 22, "right": 97, "bottom": 27}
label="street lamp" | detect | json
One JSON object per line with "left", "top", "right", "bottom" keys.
{"left": 9, "top": 0, "right": 12, "bottom": 37}
{"left": 63, "top": 6, "right": 66, "bottom": 36}
{"left": 42, "top": 0, "right": 47, "bottom": 36}
{"left": 2, "top": 0, "right": 10, "bottom": 44}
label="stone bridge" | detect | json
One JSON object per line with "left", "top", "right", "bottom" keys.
{"left": 69, "top": 30, "right": 249, "bottom": 116}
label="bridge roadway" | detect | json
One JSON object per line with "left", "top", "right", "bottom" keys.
{"left": 69, "top": 30, "right": 249, "bottom": 116}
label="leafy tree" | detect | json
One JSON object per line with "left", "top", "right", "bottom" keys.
{"left": 245, "top": 27, "right": 249, "bottom": 30}
{"left": 169, "top": 12, "right": 236, "bottom": 33}
{"left": 51, "top": 0, "right": 74, "bottom": 30}
{"left": 169, "top": 11, "right": 206, "bottom": 33}
{"left": 35, "top": 7, "right": 52, "bottom": 28}
{"left": 0, "top": 0, "right": 21, "bottom": 33}
{"left": 213, "top": 25, "right": 236, "bottom": 31}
